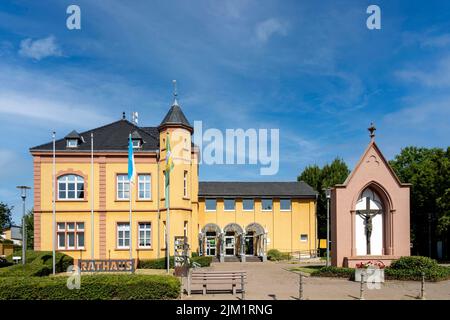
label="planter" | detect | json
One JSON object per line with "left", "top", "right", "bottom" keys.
{"left": 354, "top": 268, "right": 385, "bottom": 283}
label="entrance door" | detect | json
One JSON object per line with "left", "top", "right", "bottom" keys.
{"left": 206, "top": 237, "right": 216, "bottom": 256}
{"left": 245, "top": 235, "right": 254, "bottom": 255}
{"left": 224, "top": 236, "right": 235, "bottom": 256}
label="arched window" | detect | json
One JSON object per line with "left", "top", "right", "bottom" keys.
{"left": 58, "top": 174, "right": 84, "bottom": 200}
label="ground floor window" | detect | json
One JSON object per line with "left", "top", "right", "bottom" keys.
{"left": 138, "top": 222, "right": 151, "bottom": 248}
{"left": 300, "top": 234, "right": 308, "bottom": 242}
{"left": 205, "top": 231, "right": 217, "bottom": 256}
{"left": 117, "top": 222, "right": 130, "bottom": 249}
{"left": 57, "top": 222, "right": 84, "bottom": 250}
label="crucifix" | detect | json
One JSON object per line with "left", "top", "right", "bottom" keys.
{"left": 356, "top": 197, "right": 382, "bottom": 255}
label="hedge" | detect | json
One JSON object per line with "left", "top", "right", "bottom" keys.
{"left": 310, "top": 266, "right": 354, "bottom": 279}
{"left": 0, "top": 274, "right": 180, "bottom": 300}
{"left": 309, "top": 257, "right": 450, "bottom": 282}
{"left": 0, "top": 251, "right": 73, "bottom": 277}
{"left": 267, "top": 249, "right": 291, "bottom": 261}
{"left": 138, "top": 256, "right": 212, "bottom": 269}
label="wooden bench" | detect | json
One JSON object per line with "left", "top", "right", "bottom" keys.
{"left": 188, "top": 271, "right": 246, "bottom": 299}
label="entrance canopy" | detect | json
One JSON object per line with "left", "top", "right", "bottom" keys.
{"left": 246, "top": 223, "right": 265, "bottom": 236}
{"left": 201, "top": 223, "right": 221, "bottom": 234}
{"left": 223, "top": 223, "right": 244, "bottom": 234}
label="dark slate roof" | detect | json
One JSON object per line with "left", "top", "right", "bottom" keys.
{"left": 199, "top": 181, "right": 318, "bottom": 198}
{"left": 65, "top": 130, "right": 82, "bottom": 140}
{"left": 159, "top": 104, "right": 193, "bottom": 130}
{"left": 30, "top": 119, "right": 159, "bottom": 152}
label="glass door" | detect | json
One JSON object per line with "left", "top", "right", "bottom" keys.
{"left": 224, "top": 236, "right": 235, "bottom": 256}
{"left": 245, "top": 235, "right": 254, "bottom": 255}
{"left": 206, "top": 237, "right": 216, "bottom": 256}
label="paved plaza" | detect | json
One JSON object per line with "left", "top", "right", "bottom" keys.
{"left": 182, "top": 262, "right": 450, "bottom": 300}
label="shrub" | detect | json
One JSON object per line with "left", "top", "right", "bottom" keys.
{"left": 191, "top": 252, "right": 199, "bottom": 258}
{"left": 0, "top": 257, "right": 13, "bottom": 269}
{"left": 389, "top": 256, "right": 438, "bottom": 272}
{"left": 267, "top": 249, "right": 291, "bottom": 261}
{"left": 386, "top": 256, "right": 450, "bottom": 282}
{"left": 310, "top": 266, "right": 354, "bottom": 279}
{"left": 190, "top": 256, "right": 212, "bottom": 267}
{"left": 0, "top": 274, "right": 180, "bottom": 300}
{"left": 138, "top": 255, "right": 212, "bottom": 269}
{"left": 0, "top": 251, "right": 73, "bottom": 277}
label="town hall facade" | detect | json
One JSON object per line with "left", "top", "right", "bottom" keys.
{"left": 30, "top": 99, "right": 318, "bottom": 263}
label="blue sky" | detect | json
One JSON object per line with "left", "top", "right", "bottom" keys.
{"left": 0, "top": 0, "right": 449, "bottom": 223}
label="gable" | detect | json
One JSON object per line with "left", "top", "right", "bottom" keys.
{"left": 341, "top": 141, "right": 410, "bottom": 188}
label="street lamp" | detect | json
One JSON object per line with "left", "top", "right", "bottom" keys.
{"left": 324, "top": 187, "right": 332, "bottom": 267}
{"left": 16, "top": 186, "right": 31, "bottom": 265}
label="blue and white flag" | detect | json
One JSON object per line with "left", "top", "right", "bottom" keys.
{"left": 128, "top": 134, "right": 135, "bottom": 184}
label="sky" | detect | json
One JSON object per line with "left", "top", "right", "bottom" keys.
{"left": 0, "top": 0, "right": 449, "bottom": 223}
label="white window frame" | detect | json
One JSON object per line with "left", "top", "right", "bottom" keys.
{"left": 138, "top": 222, "right": 151, "bottom": 248}
{"left": 261, "top": 198, "right": 273, "bottom": 211}
{"left": 224, "top": 198, "right": 236, "bottom": 211}
{"left": 242, "top": 198, "right": 254, "bottom": 211}
{"left": 117, "top": 223, "right": 130, "bottom": 249}
{"left": 66, "top": 139, "right": 78, "bottom": 148}
{"left": 138, "top": 174, "right": 151, "bottom": 200}
{"left": 117, "top": 174, "right": 130, "bottom": 200}
{"left": 205, "top": 198, "right": 217, "bottom": 212}
{"left": 58, "top": 174, "right": 85, "bottom": 200}
{"left": 280, "top": 199, "right": 292, "bottom": 211}
{"left": 183, "top": 171, "right": 188, "bottom": 198}
{"left": 132, "top": 140, "right": 140, "bottom": 148}
{"left": 56, "top": 222, "right": 85, "bottom": 250}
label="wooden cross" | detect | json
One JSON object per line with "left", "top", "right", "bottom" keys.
{"left": 356, "top": 197, "right": 382, "bottom": 255}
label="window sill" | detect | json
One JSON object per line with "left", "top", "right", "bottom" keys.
{"left": 224, "top": 210, "right": 235, "bottom": 212}
{"left": 137, "top": 248, "right": 153, "bottom": 251}
{"left": 57, "top": 200, "right": 87, "bottom": 203}
{"left": 57, "top": 248, "right": 86, "bottom": 251}
{"left": 115, "top": 248, "right": 131, "bottom": 251}
{"left": 115, "top": 199, "right": 130, "bottom": 202}
{"left": 136, "top": 199, "right": 153, "bottom": 202}
{"left": 205, "top": 210, "right": 217, "bottom": 212}
{"left": 280, "top": 210, "right": 292, "bottom": 212}
{"left": 183, "top": 197, "right": 190, "bottom": 200}
{"left": 243, "top": 209, "right": 254, "bottom": 212}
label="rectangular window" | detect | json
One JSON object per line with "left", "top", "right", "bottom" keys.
{"left": 243, "top": 199, "right": 254, "bottom": 211}
{"left": 183, "top": 171, "right": 188, "bottom": 197}
{"left": 56, "top": 222, "right": 85, "bottom": 250}
{"left": 117, "top": 223, "right": 130, "bottom": 249}
{"left": 300, "top": 234, "right": 308, "bottom": 242}
{"left": 280, "top": 199, "right": 291, "bottom": 211}
{"left": 205, "top": 198, "right": 217, "bottom": 211}
{"left": 262, "top": 198, "right": 273, "bottom": 211}
{"left": 138, "top": 174, "right": 151, "bottom": 200}
{"left": 117, "top": 174, "right": 130, "bottom": 200}
{"left": 138, "top": 222, "right": 151, "bottom": 248}
{"left": 67, "top": 139, "right": 78, "bottom": 148}
{"left": 224, "top": 198, "right": 235, "bottom": 211}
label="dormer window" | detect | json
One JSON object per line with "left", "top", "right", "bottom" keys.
{"left": 64, "top": 130, "right": 82, "bottom": 149}
{"left": 67, "top": 139, "right": 78, "bottom": 148}
{"left": 132, "top": 140, "right": 141, "bottom": 148}
{"left": 131, "top": 130, "right": 143, "bottom": 149}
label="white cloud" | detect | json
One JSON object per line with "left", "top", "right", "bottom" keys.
{"left": 396, "top": 56, "right": 450, "bottom": 88}
{"left": 19, "top": 35, "right": 62, "bottom": 60}
{"left": 255, "top": 18, "right": 288, "bottom": 43}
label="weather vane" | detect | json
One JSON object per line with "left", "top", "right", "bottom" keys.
{"left": 368, "top": 122, "right": 376, "bottom": 140}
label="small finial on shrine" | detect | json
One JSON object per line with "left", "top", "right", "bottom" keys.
{"left": 368, "top": 122, "right": 376, "bottom": 141}
{"left": 172, "top": 80, "right": 179, "bottom": 106}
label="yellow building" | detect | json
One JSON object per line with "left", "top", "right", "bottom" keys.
{"left": 30, "top": 99, "right": 318, "bottom": 263}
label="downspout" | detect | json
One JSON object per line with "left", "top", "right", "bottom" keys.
{"left": 315, "top": 193, "right": 318, "bottom": 258}
{"left": 156, "top": 150, "right": 160, "bottom": 258}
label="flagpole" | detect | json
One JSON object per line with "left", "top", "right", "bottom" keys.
{"left": 129, "top": 181, "right": 132, "bottom": 262}
{"left": 166, "top": 174, "right": 170, "bottom": 274}
{"left": 91, "top": 132, "right": 94, "bottom": 259}
{"left": 52, "top": 131, "right": 56, "bottom": 275}
{"left": 128, "top": 133, "right": 134, "bottom": 265}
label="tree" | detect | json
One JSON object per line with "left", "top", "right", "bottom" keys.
{"left": 24, "top": 208, "right": 34, "bottom": 249}
{"left": 0, "top": 202, "right": 13, "bottom": 234}
{"left": 390, "top": 146, "right": 450, "bottom": 259}
{"left": 298, "top": 158, "right": 350, "bottom": 238}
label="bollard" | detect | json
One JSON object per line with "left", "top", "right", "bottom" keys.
{"left": 299, "top": 273, "right": 304, "bottom": 300}
{"left": 419, "top": 272, "right": 425, "bottom": 300}
{"left": 241, "top": 274, "right": 245, "bottom": 300}
{"left": 359, "top": 272, "right": 365, "bottom": 300}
